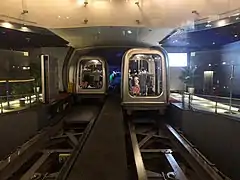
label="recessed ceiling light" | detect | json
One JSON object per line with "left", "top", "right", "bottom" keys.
{"left": 66, "top": 17, "right": 69, "bottom": 19}
{"left": 1, "top": 22, "right": 13, "bottom": 28}
{"left": 235, "top": 34, "right": 238, "bottom": 37}
{"left": 212, "top": 42, "right": 215, "bottom": 45}
{"left": 58, "top": 15, "right": 61, "bottom": 18}
{"left": 217, "top": 20, "right": 226, "bottom": 27}
{"left": 127, "top": 30, "right": 132, "bottom": 34}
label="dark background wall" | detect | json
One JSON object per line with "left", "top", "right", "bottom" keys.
{"left": 190, "top": 41, "right": 240, "bottom": 96}
{"left": 0, "top": 50, "right": 31, "bottom": 80}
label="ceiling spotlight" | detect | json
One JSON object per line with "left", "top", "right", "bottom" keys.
{"left": 84, "top": 0, "right": 88, "bottom": 6}
{"left": 235, "top": 34, "right": 238, "bottom": 37}
{"left": 66, "top": 17, "right": 69, "bottom": 19}
{"left": 1, "top": 22, "right": 13, "bottom": 28}
{"left": 212, "top": 42, "right": 215, "bottom": 45}
{"left": 209, "top": 64, "right": 211, "bottom": 67}
{"left": 58, "top": 15, "right": 61, "bottom": 18}
{"left": 84, "top": 19, "right": 88, "bottom": 24}
{"left": 127, "top": 30, "right": 132, "bottom": 34}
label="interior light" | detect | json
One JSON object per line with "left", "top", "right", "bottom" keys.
{"left": 90, "top": 60, "right": 99, "bottom": 64}
{"left": 58, "top": 15, "right": 61, "bottom": 18}
{"left": 236, "top": 17, "right": 240, "bottom": 20}
{"left": 127, "top": 30, "right": 132, "bottom": 34}
{"left": 1, "top": 22, "right": 13, "bottom": 28}
{"left": 233, "top": 13, "right": 240, "bottom": 16}
{"left": 209, "top": 64, "right": 211, "bottom": 67}
{"left": 66, "top": 17, "right": 69, "bottom": 19}
{"left": 234, "top": 34, "right": 238, "bottom": 37}
{"left": 222, "top": 62, "right": 226, "bottom": 65}
{"left": 213, "top": 42, "right": 215, "bottom": 45}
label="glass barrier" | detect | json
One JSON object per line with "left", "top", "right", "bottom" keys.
{"left": 0, "top": 93, "right": 42, "bottom": 114}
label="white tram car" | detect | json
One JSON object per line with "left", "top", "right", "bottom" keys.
{"left": 68, "top": 55, "right": 108, "bottom": 101}
{"left": 121, "top": 48, "right": 169, "bottom": 114}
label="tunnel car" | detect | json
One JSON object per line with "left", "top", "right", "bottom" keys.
{"left": 68, "top": 55, "right": 108, "bottom": 101}
{"left": 121, "top": 47, "right": 169, "bottom": 114}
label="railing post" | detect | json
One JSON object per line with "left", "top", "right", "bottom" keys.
{"left": 188, "top": 93, "right": 191, "bottom": 109}
{"left": 182, "top": 91, "right": 185, "bottom": 108}
{"left": 30, "top": 95, "right": 32, "bottom": 107}
{"left": 215, "top": 101, "right": 218, "bottom": 114}
{"left": 0, "top": 97, "right": 3, "bottom": 114}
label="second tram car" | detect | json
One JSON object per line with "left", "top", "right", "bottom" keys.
{"left": 121, "top": 48, "right": 169, "bottom": 114}
{"left": 68, "top": 55, "right": 108, "bottom": 101}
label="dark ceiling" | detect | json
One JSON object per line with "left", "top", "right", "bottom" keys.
{"left": 160, "top": 17, "right": 240, "bottom": 51}
{"left": 0, "top": 21, "right": 68, "bottom": 50}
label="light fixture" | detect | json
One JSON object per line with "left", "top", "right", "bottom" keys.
{"left": 236, "top": 17, "right": 240, "bottom": 20}
{"left": 21, "top": 26, "right": 29, "bottom": 31}
{"left": 23, "top": 66, "right": 30, "bottom": 70}
{"left": 222, "top": 62, "right": 226, "bottom": 65}
{"left": 58, "top": 15, "right": 61, "bottom": 18}
{"left": 212, "top": 42, "right": 215, "bottom": 45}
{"left": 1, "top": 22, "right": 13, "bottom": 28}
{"left": 207, "top": 21, "right": 211, "bottom": 23}
{"left": 233, "top": 13, "right": 240, "bottom": 16}
{"left": 205, "top": 24, "right": 212, "bottom": 28}
{"left": 66, "top": 17, "right": 69, "bottom": 19}
{"left": 127, "top": 30, "right": 132, "bottom": 34}
{"left": 234, "top": 34, "right": 238, "bottom": 37}
{"left": 217, "top": 20, "right": 226, "bottom": 27}
{"left": 84, "top": 0, "right": 88, "bottom": 6}
{"left": 208, "top": 64, "right": 211, "bottom": 67}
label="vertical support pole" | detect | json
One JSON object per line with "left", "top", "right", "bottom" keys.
{"left": 6, "top": 80, "right": 10, "bottom": 109}
{"left": 188, "top": 93, "right": 191, "bottom": 109}
{"left": 1, "top": 97, "right": 3, "bottom": 113}
{"left": 229, "top": 65, "right": 234, "bottom": 113}
{"left": 215, "top": 101, "right": 217, "bottom": 114}
{"left": 30, "top": 95, "right": 32, "bottom": 107}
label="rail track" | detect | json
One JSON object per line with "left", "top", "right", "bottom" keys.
{"left": 125, "top": 112, "right": 231, "bottom": 180}
{"left": 0, "top": 103, "right": 103, "bottom": 180}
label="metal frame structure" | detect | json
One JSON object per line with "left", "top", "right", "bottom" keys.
{"left": 125, "top": 115, "right": 230, "bottom": 180}
{"left": 0, "top": 98, "right": 102, "bottom": 180}
{"left": 121, "top": 48, "right": 169, "bottom": 113}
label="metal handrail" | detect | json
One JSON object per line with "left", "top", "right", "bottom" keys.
{"left": 0, "top": 93, "right": 42, "bottom": 114}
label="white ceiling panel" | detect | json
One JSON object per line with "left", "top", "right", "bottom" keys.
{"left": 0, "top": 0, "right": 239, "bottom": 28}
